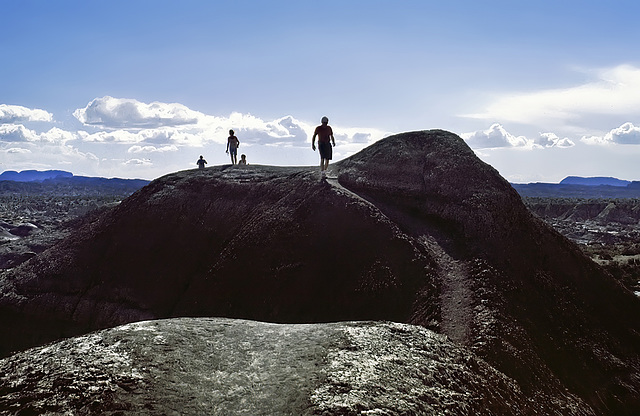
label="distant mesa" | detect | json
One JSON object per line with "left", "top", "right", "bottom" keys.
{"left": 0, "top": 130, "right": 639, "bottom": 414}
{"left": 559, "top": 176, "right": 631, "bottom": 187}
{"left": 513, "top": 175, "right": 640, "bottom": 198}
{"left": 0, "top": 170, "right": 149, "bottom": 195}
{"left": 0, "top": 169, "right": 73, "bottom": 182}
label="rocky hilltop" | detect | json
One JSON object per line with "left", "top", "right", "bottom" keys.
{"left": 1, "top": 130, "right": 639, "bottom": 414}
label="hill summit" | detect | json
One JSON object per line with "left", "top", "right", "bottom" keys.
{"left": 1, "top": 130, "right": 639, "bottom": 414}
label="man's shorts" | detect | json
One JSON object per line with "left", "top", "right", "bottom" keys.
{"left": 229, "top": 147, "right": 238, "bottom": 156}
{"left": 318, "top": 142, "right": 332, "bottom": 160}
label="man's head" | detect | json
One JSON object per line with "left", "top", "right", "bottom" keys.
{"left": 229, "top": 129, "right": 234, "bottom": 135}
{"left": 321, "top": 116, "right": 329, "bottom": 124}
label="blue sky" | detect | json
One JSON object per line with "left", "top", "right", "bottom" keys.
{"left": 2, "top": 0, "right": 640, "bottom": 182}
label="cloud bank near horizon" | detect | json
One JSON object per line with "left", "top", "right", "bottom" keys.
{"left": 0, "top": 97, "right": 390, "bottom": 178}
{"left": 1, "top": 85, "right": 639, "bottom": 181}
{"left": 461, "top": 123, "right": 576, "bottom": 150}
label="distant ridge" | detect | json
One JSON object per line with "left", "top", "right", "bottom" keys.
{"left": 513, "top": 176, "right": 640, "bottom": 198}
{"left": 0, "top": 170, "right": 73, "bottom": 182}
{"left": 559, "top": 176, "right": 631, "bottom": 187}
{"left": 0, "top": 170, "right": 149, "bottom": 196}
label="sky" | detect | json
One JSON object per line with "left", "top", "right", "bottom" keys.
{"left": 2, "top": 0, "right": 640, "bottom": 183}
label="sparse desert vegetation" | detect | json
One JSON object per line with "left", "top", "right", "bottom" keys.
{"left": 0, "top": 186, "right": 142, "bottom": 269}
{"left": 523, "top": 197, "right": 640, "bottom": 295}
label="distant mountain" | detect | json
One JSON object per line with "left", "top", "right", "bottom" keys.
{"left": 0, "top": 170, "right": 149, "bottom": 196}
{"left": 512, "top": 183, "right": 640, "bottom": 198}
{"left": 513, "top": 176, "right": 640, "bottom": 198}
{"left": 0, "top": 170, "right": 73, "bottom": 182}
{"left": 559, "top": 176, "right": 631, "bottom": 187}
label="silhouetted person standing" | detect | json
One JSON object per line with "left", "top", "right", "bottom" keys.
{"left": 196, "top": 155, "right": 207, "bottom": 169}
{"left": 312, "top": 116, "right": 335, "bottom": 177}
{"left": 226, "top": 129, "right": 240, "bottom": 164}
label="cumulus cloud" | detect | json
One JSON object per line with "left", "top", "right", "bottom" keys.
{"left": 0, "top": 125, "right": 77, "bottom": 144}
{"left": 0, "top": 96, "right": 392, "bottom": 179}
{"left": 0, "top": 124, "right": 40, "bottom": 142}
{"left": 462, "top": 124, "right": 533, "bottom": 149}
{"left": 73, "top": 96, "right": 201, "bottom": 129}
{"left": 40, "top": 127, "right": 77, "bottom": 144}
{"left": 581, "top": 122, "right": 640, "bottom": 145}
{"left": 128, "top": 144, "right": 179, "bottom": 153}
{"left": 464, "top": 65, "right": 640, "bottom": 128}
{"left": 0, "top": 104, "right": 53, "bottom": 123}
{"left": 124, "top": 158, "right": 152, "bottom": 166}
{"left": 218, "top": 114, "right": 311, "bottom": 147}
{"left": 79, "top": 127, "right": 205, "bottom": 146}
{"left": 73, "top": 98, "right": 390, "bottom": 154}
{"left": 4, "top": 148, "right": 32, "bottom": 154}
{"left": 534, "top": 132, "right": 575, "bottom": 148}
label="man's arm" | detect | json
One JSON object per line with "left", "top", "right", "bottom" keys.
{"left": 311, "top": 132, "right": 317, "bottom": 150}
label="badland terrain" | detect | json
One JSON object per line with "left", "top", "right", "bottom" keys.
{"left": 0, "top": 131, "right": 639, "bottom": 415}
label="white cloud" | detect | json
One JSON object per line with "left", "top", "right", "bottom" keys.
{"left": 73, "top": 96, "right": 200, "bottom": 129}
{"left": 0, "top": 97, "right": 392, "bottom": 179}
{"left": 534, "top": 132, "right": 575, "bottom": 148}
{"left": 462, "top": 124, "right": 533, "bottom": 149}
{"left": 0, "top": 124, "right": 40, "bottom": 142}
{"left": 581, "top": 122, "right": 640, "bottom": 145}
{"left": 73, "top": 98, "right": 391, "bottom": 155}
{"left": 0, "top": 104, "right": 53, "bottom": 123}
{"left": 216, "top": 114, "right": 312, "bottom": 147}
{"left": 124, "top": 158, "right": 152, "bottom": 166}
{"left": 4, "top": 148, "right": 31, "bottom": 154}
{"left": 0, "top": 125, "right": 77, "bottom": 144}
{"left": 464, "top": 65, "right": 640, "bottom": 129}
{"left": 40, "top": 127, "right": 78, "bottom": 144}
{"left": 128, "top": 144, "right": 179, "bottom": 153}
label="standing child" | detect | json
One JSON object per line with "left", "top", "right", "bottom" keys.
{"left": 196, "top": 155, "right": 207, "bottom": 169}
{"left": 226, "top": 129, "right": 240, "bottom": 164}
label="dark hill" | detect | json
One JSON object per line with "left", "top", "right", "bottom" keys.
{"left": 0, "top": 130, "right": 639, "bottom": 414}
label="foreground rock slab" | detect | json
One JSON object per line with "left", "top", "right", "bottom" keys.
{"left": 0, "top": 318, "right": 533, "bottom": 415}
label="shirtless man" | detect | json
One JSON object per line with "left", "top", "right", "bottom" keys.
{"left": 311, "top": 116, "right": 335, "bottom": 177}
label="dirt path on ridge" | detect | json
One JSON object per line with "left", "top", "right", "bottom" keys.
{"left": 419, "top": 236, "right": 474, "bottom": 345}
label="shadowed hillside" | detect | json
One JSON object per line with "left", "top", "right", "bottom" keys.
{"left": 0, "top": 130, "right": 639, "bottom": 414}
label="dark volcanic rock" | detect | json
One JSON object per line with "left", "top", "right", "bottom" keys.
{"left": 0, "top": 318, "right": 530, "bottom": 415}
{"left": 1, "top": 130, "right": 639, "bottom": 414}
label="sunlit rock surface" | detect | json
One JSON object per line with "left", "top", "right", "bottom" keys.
{"left": 0, "top": 318, "right": 533, "bottom": 415}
